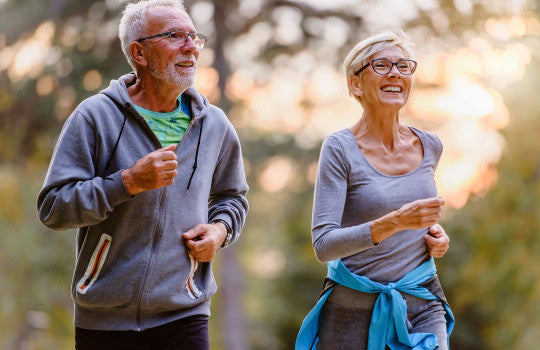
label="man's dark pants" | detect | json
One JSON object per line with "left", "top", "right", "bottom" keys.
{"left": 75, "top": 314, "right": 209, "bottom": 350}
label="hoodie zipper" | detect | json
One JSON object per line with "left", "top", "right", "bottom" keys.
{"left": 135, "top": 119, "right": 198, "bottom": 330}
{"left": 135, "top": 187, "right": 167, "bottom": 330}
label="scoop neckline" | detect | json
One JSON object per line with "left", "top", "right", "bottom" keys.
{"left": 344, "top": 126, "right": 426, "bottom": 178}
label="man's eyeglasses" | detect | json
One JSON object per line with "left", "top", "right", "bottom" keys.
{"left": 355, "top": 59, "right": 417, "bottom": 76}
{"left": 136, "top": 30, "right": 207, "bottom": 50}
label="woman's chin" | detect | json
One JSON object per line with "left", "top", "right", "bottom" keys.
{"left": 377, "top": 99, "right": 407, "bottom": 109}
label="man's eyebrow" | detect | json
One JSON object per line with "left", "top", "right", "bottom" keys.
{"left": 168, "top": 27, "right": 197, "bottom": 33}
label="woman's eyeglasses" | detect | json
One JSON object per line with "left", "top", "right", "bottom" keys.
{"left": 355, "top": 59, "right": 417, "bottom": 75}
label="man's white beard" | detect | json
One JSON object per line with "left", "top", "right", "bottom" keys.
{"left": 148, "top": 58, "right": 195, "bottom": 91}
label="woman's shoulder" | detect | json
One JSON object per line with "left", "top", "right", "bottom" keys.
{"left": 409, "top": 126, "right": 443, "bottom": 153}
{"left": 325, "top": 128, "right": 355, "bottom": 147}
{"left": 316, "top": 129, "right": 353, "bottom": 177}
{"left": 408, "top": 126, "right": 443, "bottom": 162}
{"left": 319, "top": 129, "right": 355, "bottom": 166}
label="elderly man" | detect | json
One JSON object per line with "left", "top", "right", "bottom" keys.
{"left": 37, "top": 1, "right": 248, "bottom": 349}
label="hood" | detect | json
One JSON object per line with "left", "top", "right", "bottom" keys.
{"left": 99, "top": 72, "right": 210, "bottom": 122}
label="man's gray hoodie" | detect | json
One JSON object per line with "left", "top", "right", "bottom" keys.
{"left": 37, "top": 73, "right": 249, "bottom": 331}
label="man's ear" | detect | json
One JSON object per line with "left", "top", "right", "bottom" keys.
{"left": 349, "top": 75, "right": 363, "bottom": 97}
{"left": 129, "top": 41, "right": 148, "bottom": 67}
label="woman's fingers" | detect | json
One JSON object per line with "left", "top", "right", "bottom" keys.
{"left": 398, "top": 197, "right": 445, "bottom": 230}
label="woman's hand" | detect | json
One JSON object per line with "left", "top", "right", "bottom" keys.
{"left": 425, "top": 223, "right": 450, "bottom": 258}
{"left": 394, "top": 197, "right": 445, "bottom": 230}
{"left": 371, "top": 197, "right": 445, "bottom": 244}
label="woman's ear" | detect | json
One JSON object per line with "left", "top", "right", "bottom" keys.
{"left": 129, "top": 41, "right": 148, "bottom": 67}
{"left": 349, "top": 75, "right": 363, "bottom": 97}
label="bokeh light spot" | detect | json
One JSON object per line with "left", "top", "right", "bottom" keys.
{"left": 36, "top": 75, "right": 55, "bottom": 96}
{"left": 259, "top": 156, "right": 294, "bottom": 192}
{"left": 83, "top": 70, "right": 102, "bottom": 91}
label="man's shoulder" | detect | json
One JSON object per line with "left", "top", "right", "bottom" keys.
{"left": 76, "top": 93, "right": 110, "bottom": 111}
{"left": 198, "top": 103, "right": 233, "bottom": 129}
{"left": 205, "top": 104, "right": 228, "bottom": 121}
{"left": 185, "top": 88, "right": 228, "bottom": 122}
{"left": 74, "top": 93, "right": 125, "bottom": 120}
{"left": 75, "top": 75, "right": 131, "bottom": 116}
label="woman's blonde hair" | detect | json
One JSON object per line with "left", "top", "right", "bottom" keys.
{"left": 343, "top": 29, "right": 413, "bottom": 102}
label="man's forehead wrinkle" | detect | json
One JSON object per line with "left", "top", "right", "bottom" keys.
{"left": 146, "top": 6, "right": 195, "bottom": 34}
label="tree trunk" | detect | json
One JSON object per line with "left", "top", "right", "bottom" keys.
{"left": 219, "top": 246, "right": 248, "bottom": 350}
{"left": 212, "top": 1, "right": 248, "bottom": 349}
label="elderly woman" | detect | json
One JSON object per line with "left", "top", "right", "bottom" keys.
{"left": 296, "top": 30, "right": 454, "bottom": 350}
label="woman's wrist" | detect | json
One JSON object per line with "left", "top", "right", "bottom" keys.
{"left": 370, "top": 210, "right": 401, "bottom": 244}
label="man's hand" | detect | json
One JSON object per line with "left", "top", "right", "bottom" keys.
{"left": 182, "top": 222, "right": 228, "bottom": 262}
{"left": 121, "top": 144, "right": 178, "bottom": 195}
{"left": 425, "top": 223, "right": 450, "bottom": 258}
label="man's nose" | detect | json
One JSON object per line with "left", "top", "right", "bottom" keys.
{"left": 181, "top": 35, "right": 198, "bottom": 55}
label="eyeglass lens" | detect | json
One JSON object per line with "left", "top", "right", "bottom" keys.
{"left": 372, "top": 59, "right": 416, "bottom": 74}
{"left": 169, "top": 31, "right": 206, "bottom": 49}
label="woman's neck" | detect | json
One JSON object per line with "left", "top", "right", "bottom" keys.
{"left": 350, "top": 104, "right": 402, "bottom": 150}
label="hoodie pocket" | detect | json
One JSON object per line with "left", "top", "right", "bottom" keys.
{"left": 186, "top": 253, "right": 202, "bottom": 299}
{"left": 76, "top": 233, "right": 111, "bottom": 294}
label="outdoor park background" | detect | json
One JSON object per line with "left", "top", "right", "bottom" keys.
{"left": 0, "top": 0, "right": 538, "bottom": 349}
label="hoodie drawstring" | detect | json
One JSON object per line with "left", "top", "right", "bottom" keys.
{"left": 186, "top": 118, "right": 203, "bottom": 191}
{"left": 104, "top": 95, "right": 203, "bottom": 192}
{"left": 104, "top": 99, "right": 128, "bottom": 175}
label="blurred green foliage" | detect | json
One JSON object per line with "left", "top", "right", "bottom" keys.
{"left": 437, "top": 59, "right": 540, "bottom": 350}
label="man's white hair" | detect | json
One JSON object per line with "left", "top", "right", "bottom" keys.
{"left": 343, "top": 29, "right": 413, "bottom": 103}
{"left": 119, "top": 0, "right": 186, "bottom": 70}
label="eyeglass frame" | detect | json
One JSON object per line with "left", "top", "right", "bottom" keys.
{"left": 136, "top": 30, "right": 207, "bottom": 50}
{"left": 354, "top": 58, "right": 417, "bottom": 76}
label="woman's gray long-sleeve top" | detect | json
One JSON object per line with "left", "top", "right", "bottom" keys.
{"left": 311, "top": 127, "right": 443, "bottom": 283}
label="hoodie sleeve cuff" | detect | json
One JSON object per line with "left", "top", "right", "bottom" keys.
{"left": 359, "top": 221, "right": 377, "bottom": 248}
{"left": 103, "top": 169, "right": 134, "bottom": 207}
{"left": 210, "top": 213, "right": 236, "bottom": 246}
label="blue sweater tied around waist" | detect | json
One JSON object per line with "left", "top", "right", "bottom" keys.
{"left": 296, "top": 258, "right": 454, "bottom": 350}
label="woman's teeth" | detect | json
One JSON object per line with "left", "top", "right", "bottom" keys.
{"left": 382, "top": 86, "right": 402, "bottom": 92}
